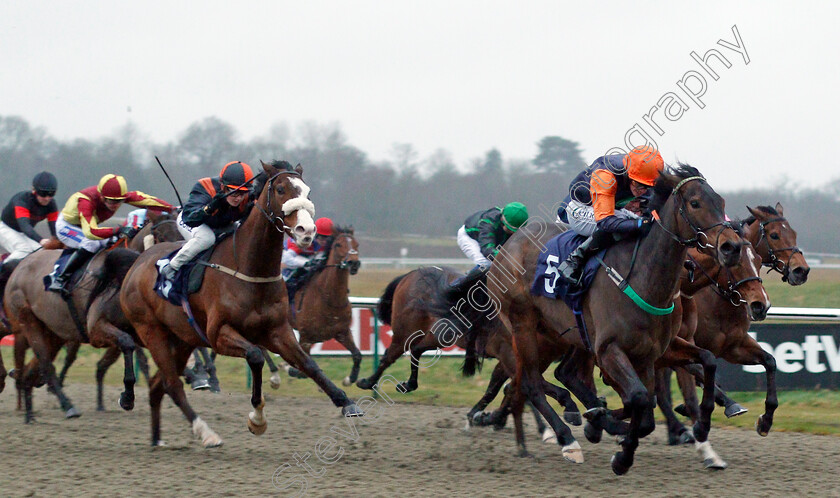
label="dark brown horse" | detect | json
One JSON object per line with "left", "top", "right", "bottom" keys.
{"left": 671, "top": 203, "right": 809, "bottom": 438}
{"left": 436, "top": 165, "right": 743, "bottom": 472}
{"left": 355, "top": 266, "right": 583, "bottom": 442}
{"left": 119, "top": 160, "right": 361, "bottom": 447}
{"left": 283, "top": 226, "right": 362, "bottom": 385}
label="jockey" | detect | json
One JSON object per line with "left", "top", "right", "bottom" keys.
{"left": 48, "top": 174, "right": 174, "bottom": 295}
{"left": 0, "top": 172, "right": 59, "bottom": 265}
{"left": 282, "top": 217, "right": 334, "bottom": 303}
{"left": 159, "top": 161, "right": 255, "bottom": 281}
{"left": 556, "top": 145, "right": 664, "bottom": 283}
{"left": 458, "top": 202, "right": 529, "bottom": 269}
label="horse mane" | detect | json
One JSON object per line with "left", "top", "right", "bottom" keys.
{"left": 644, "top": 162, "right": 705, "bottom": 216}
{"left": 742, "top": 205, "right": 780, "bottom": 226}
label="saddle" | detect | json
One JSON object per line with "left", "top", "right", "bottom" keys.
{"left": 154, "top": 229, "right": 235, "bottom": 307}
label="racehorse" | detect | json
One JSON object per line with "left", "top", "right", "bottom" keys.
{"left": 670, "top": 203, "right": 809, "bottom": 438}
{"left": 435, "top": 165, "right": 743, "bottom": 473}
{"left": 284, "top": 226, "right": 362, "bottom": 385}
{"left": 2, "top": 231, "right": 149, "bottom": 422}
{"left": 119, "top": 160, "right": 361, "bottom": 447}
{"left": 355, "top": 266, "right": 584, "bottom": 443}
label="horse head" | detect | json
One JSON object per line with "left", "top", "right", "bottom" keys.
{"left": 648, "top": 164, "right": 742, "bottom": 268}
{"left": 330, "top": 226, "right": 360, "bottom": 275}
{"left": 148, "top": 209, "right": 182, "bottom": 244}
{"left": 258, "top": 160, "right": 317, "bottom": 248}
{"left": 746, "top": 203, "right": 809, "bottom": 285}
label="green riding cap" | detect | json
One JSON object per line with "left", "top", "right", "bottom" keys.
{"left": 501, "top": 202, "right": 529, "bottom": 231}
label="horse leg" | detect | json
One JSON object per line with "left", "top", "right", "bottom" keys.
{"left": 674, "top": 366, "right": 701, "bottom": 422}
{"left": 90, "top": 319, "right": 138, "bottom": 411}
{"left": 335, "top": 330, "right": 363, "bottom": 387}
{"left": 262, "top": 346, "right": 282, "bottom": 389}
{"left": 263, "top": 325, "right": 362, "bottom": 416}
{"left": 136, "top": 349, "right": 151, "bottom": 385}
{"left": 57, "top": 341, "right": 80, "bottom": 388}
{"left": 656, "top": 367, "right": 693, "bottom": 445}
{"left": 355, "top": 340, "right": 408, "bottom": 390}
{"left": 31, "top": 330, "right": 80, "bottom": 420}
{"left": 541, "top": 379, "right": 582, "bottom": 426}
{"left": 528, "top": 400, "right": 555, "bottom": 443}
{"left": 287, "top": 343, "right": 313, "bottom": 379}
{"left": 720, "top": 339, "right": 778, "bottom": 436}
{"left": 143, "top": 327, "right": 219, "bottom": 448}
{"left": 553, "top": 351, "right": 629, "bottom": 440}
{"left": 599, "top": 342, "right": 655, "bottom": 475}
{"left": 657, "top": 339, "right": 726, "bottom": 469}
{"left": 197, "top": 347, "right": 220, "bottom": 393}
{"left": 95, "top": 347, "right": 122, "bottom": 411}
{"left": 185, "top": 349, "right": 210, "bottom": 390}
{"left": 680, "top": 363, "right": 746, "bottom": 418}
{"left": 398, "top": 345, "right": 435, "bottom": 394}
{"left": 466, "top": 362, "right": 508, "bottom": 428}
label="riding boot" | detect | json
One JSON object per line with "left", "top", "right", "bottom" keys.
{"left": 558, "top": 230, "right": 613, "bottom": 284}
{"left": 48, "top": 249, "right": 95, "bottom": 297}
{"left": 450, "top": 265, "right": 486, "bottom": 289}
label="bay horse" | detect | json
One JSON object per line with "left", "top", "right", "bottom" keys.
{"left": 2, "top": 230, "right": 158, "bottom": 422}
{"left": 55, "top": 210, "right": 184, "bottom": 390}
{"left": 284, "top": 226, "right": 362, "bottom": 385}
{"left": 435, "top": 165, "right": 743, "bottom": 473}
{"left": 119, "top": 160, "right": 361, "bottom": 448}
{"left": 670, "top": 203, "right": 809, "bottom": 437}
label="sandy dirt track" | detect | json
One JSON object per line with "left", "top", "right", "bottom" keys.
{"left": 1, "top": 383, "right": 839, "bottom": 497}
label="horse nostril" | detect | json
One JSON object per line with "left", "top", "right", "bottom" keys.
{"left": 750, "top": 301, "right": 767, "bottom": 321}
{"left": 295, "top": 225, "right": 306, "bottom": 235}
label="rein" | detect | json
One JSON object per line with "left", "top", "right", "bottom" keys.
{"left": 685, "top": 250, "right": 763, "bottom": 306}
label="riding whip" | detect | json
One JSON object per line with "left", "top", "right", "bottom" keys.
{"left": 155, "top": 156, "right": 184, "bottom": 207}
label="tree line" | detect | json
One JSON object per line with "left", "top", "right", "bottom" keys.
{"left": 1, "top": 115, "right": 837, "bottom": 253}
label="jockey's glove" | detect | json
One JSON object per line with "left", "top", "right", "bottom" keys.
{"left": 203, "top": 193, "right": 226, "bottom": 214}
{"left": 637, "top": 216, "right": 653, "bottom": 236}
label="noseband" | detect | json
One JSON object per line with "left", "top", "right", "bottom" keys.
{"left": 255, "top": 170, "right": 310, "bottom": 237}
{"left": 655, "top": 176, "right": 736, "bottom": 252}
{"left": 686, "top": 248, "right": 763, "bottom": 306}
{"left": 324, "top": 235, "right": 360, "bottom": 271}
{"left": 754, "top": 217, "right": 802, "bottom": 281}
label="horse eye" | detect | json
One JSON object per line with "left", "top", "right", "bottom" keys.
{"left": 276, "top": 186, "right": 285, "bottom": 195}
{"left": 689, "top": 200, "right": 700, "bottom": 208}
{"left": 770, "top": 233, "right": 780, "bottom": 240}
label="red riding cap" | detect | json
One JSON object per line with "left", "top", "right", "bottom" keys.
{"left": 315, "top": 217, "right": 334, "bottom": 236}
{"left": 98, "top": 174, "right": 128, "bottom": 200}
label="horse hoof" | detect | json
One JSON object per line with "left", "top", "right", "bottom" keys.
{"left": 356, "top": 378, "right": 373, "bottom": 390}
{"left": 704, "top": 458, "right": 728, "bottom": 470}
{"left": 562, "top": 441, "right": 584, "bottom": 464}
{"left": 542, "top": 428, "right": 557, "bottom": 444}
{"left": 582, "top": 406, "right": 605, "bottom": 421}
{"left": 247, "top": 417, "right": 268, "bottom": 436}
{"left": 516, "top": 448, "right": 535, "bottom": 459}
{"left": 342, "top": 376, "right": 352, "bottom": 387}
{"left": 584, "top": 421, "right": 603, "bottom": 444}
{"left": 191, "top": 379, "right": 210, "bottom": 391}
{"left": 203, "top": 437, "right": 224, "bottom": 448}
{"left": 119, "top": 392, "right": 135, "bottom": 411}
{"left": 8, "top": 368, "right": 16, "bottom": 379}
{"left": 342, "top": 403, "right": 364, "bottom": 417}
{"left": 65, "top": 407, "right": 81, "bottom": 419}
{"left": 724, "top": 403, "right": 748, "bottom": 418}
{"left": 463, "top": 418, "right": 471, "bottom": 432}
{"left": 97, "top": 406, "right": 106, "bottom": 412}
{"left": 679, "top": 431, "right": 696, "bottom": 445}
{"left": 396, "top": 381, "right": 415, "bottom": 394}
{"left": 152, "top": 440, "right": 167, "bottom": 447}
{"left": 673, "top": 403, "right": 689, "bottom": 417}
{"left": 611, "top": 454, "right": 630, "bottom": 475}
{"left": 269, "top": 373, "right": 282, "bottom": 390}
{"left": 756, "top": 415, "right": 771, "bottom": 437}
{"left": 564, "top": 411, "right": 582, "bottom": 426}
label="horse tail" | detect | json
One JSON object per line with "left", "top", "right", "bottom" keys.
{"left": 376, "top": 273, "right": 409, "bottom": 326}
{"left": 86, "top": 248, "right": 140, "bottom": 312}
{"left": 418, "top": 267, "right": 491, "bottom": 377}
{"left": 0, "top": 259, "right": 21, "bottom": 300}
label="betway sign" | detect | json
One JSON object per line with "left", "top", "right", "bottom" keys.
{"left": 716, "top": 323, "right": 840, "bottom": 390}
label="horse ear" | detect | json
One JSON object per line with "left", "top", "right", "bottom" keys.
{"left": 774, "top": 202, "right": 784, "bottom": 216}
{"left": 294, "top": 163, "right": 303, "bottom": 177}
{"left": 260, "top": 160, "right": 272, "bottom": 174}
{"left": 746, "top": 206, "right": 761, "bottom": 219}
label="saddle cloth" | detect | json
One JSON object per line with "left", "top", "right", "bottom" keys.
{"left": 530, "top": 231, "right": 606, "bottom": 312}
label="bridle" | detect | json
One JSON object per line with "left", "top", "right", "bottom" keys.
{"left": 685, "top": 246, "right": 763, "bottom": 306}
{"left": 323, "top": 233, "right": 360, "bottom": 272}
{"left": 654, "top": 176, "right": 736, "bottom": 252}
{"left": 752, "top": 217, "right": 802, "bottom": 282}
{"left": 254, "top": 170, "right": 310, "bottom": 237}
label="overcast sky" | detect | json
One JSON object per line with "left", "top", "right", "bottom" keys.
{"left": 2, "top": 1, "right": 838, "bottom": 191}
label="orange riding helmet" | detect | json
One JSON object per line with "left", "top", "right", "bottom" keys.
{"left": 220, "top": 161, "right": 254, "bottom": 191}
{"left": 624, "top": 146, "right": 664, "bottom": 186}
